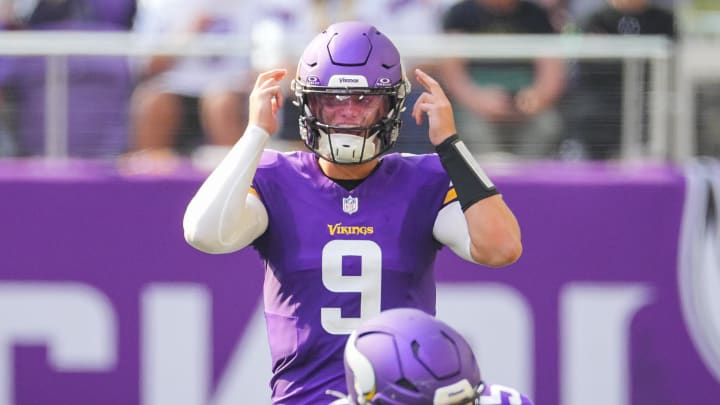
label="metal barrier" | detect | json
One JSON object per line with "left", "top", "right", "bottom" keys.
{"left": 0, "top": 32, "right": 674, "bottom": 160}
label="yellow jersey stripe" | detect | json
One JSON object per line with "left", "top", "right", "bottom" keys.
{"left": 443, "top": 188, "right": 458, "bottom": 205}
{"left": 249, "top": 187, "right": 259, "bottom": 198}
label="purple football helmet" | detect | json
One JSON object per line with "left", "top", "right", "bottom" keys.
{"left": 344, "top": 308, "right": 483, "bottom": 405}
{"left": 292, "top": 21, "right": 410, "bottom": 164}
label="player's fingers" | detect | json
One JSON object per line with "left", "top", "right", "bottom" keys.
{"left": 255, "top": 69, "right": 287, "bottom": 88}
{"left": 260, "top": 84, "right": 282, "bottom": 98}
{"left": 415, "top": 68, "right": 441, "bottom": 93}
{"left": 274, "top": 89, "right": 284, "bottom": 110}
{"left": 267, "top": 85, "right": 284, "bottom": 112}
{"left": 257, "top": 68, "right": 287, "bottom": 82}
{"left": 259, "top": 73, "right": 285, "bottom": 89}
{"left": 251, "top": 85, "right": 283, "bottom": 111}
{"left": 414, "top": 102, "right": 435, "bottom": 117}
{"left": 411, "top": 101, "right": 421, "bottom": 124}
{"left": 412, "top": 109, "right": 423, "bottom": 126}
{"left": 414, "top": 101, "right": 442, "bottom": 128}
{"left": 411, "top": 92, "right": 430, "bottom": 121}
{"left": 252, "top": 83, "right": 282, "bottom": 103}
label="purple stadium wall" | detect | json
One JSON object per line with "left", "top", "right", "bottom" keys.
{"left": 0, "top": 159, "right": 718, "bottom": 405}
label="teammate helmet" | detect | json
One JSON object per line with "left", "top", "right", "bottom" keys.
{"left": 291, "top": 21, "right": 410, "bottom": 164}
{"left": 344, "top": 308, "right": 483, "bottom": 405}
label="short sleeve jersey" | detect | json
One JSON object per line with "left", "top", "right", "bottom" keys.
{"left": 250, "top": 150, "right": 457, "bottom": 403}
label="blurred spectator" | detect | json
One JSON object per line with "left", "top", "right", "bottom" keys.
{"left": 0, "top": 0, "right": 136, "bottom": 158}
{"left": 441, "top": 0, "right": 567, "bottom": 161}
{"left": 676, "top": 0, "right": 720, "bottom": 157}
{"left": 127, "top": 0, "right": 254, "bottom": 167}
{"left": 0, "top": 2, "right": 13, "bottom": 156}
{"left": 567, "top": 0, "right": 675, "bottom": 160}
{"left": 536, "top": 0, "right": 573, "bottom": 32}
{"left": 0, "top": 91, "right": 16, "bottom": 157}
{"left": 357, "top": 0, "right": 452, "bottom": 154}
{"left": 697, "top": 82, "right": 720, "bottom": 157}
{"left": 567, "top": 0, "right": 673, "bottom": 24}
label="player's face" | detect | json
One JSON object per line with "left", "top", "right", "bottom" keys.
{"left": 308, "top": 94, "right": 389, "bottom": 133}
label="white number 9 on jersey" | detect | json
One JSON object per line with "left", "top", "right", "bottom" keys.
{"left": 320, "top": 240, "right": 382, "bottom": 335}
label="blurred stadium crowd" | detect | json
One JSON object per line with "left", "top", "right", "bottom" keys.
{"left": 0, "top": 0, "right": 717, "bottom": 171}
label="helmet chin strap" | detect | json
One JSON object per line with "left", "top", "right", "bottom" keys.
{"left": 318, "top": 129, "right": 378, "bottom": 164}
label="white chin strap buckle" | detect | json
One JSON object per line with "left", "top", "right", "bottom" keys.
{"left": 319, "top": 132, "right": 377, "bottom": 163}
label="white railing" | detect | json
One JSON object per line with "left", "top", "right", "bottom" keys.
{"left": 674, "top": 38, "right": 720, "bottom": 161}
{"left": 0, "top": 32, "right": 674, "bottom": 160}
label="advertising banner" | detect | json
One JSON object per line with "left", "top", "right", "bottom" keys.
{"left": 0, "top": 160, "right": 718, "bottom": 405}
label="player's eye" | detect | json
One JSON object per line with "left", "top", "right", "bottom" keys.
{"left": 311, "top": 94, "right": 382, "bottom": 109}
{"left": 357, "top": 95, "right": 374, "bottom": 105}
{"left": 333, "top": 95, "right": 371, "bottom": 105}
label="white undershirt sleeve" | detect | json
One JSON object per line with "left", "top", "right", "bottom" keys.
{"left": 183, "top": 125, "right": 270, "bottom": 254}
{"left": 432, "top": 201, "right": 477, "bottom": 263}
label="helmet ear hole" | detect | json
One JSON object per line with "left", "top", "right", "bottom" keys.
{"left": 411, "top": 340, "right": 420, "bottom": 355}
{"left": 395, "top": 378, "right": 419, "bottom": 392}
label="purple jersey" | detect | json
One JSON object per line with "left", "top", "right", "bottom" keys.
{"left": 479, "top": 383, "right": 534, "bottom": 405}
{"left": 251, "top": 150, "right": 456, "bottom": 404}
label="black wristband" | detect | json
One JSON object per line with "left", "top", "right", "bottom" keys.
{"left": 436, "top": 134, "right": 499, "bottom": 211}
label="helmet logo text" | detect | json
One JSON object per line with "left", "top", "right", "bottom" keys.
{"left": 375, "top": 77, "right": 392, "bottom": 87}
{"left": 328, "top": 75, "right": 369, "bottom": 87}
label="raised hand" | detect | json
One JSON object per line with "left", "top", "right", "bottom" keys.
{"left": 248, "top": 69, "right": 287, "bottom": 135}
{"left": 411, "top": 68, "right": 458, "bottom": 146}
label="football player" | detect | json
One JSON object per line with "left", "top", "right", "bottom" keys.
{"left": 328, "top": 307, "right": 534, "bottom": 405}
{"left": 183, "top": 21, "right": 522, "bottom": 404}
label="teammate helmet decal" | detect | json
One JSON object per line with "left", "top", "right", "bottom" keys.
{"left": 678, "top": 162, "right": 720, "bottom": 383}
